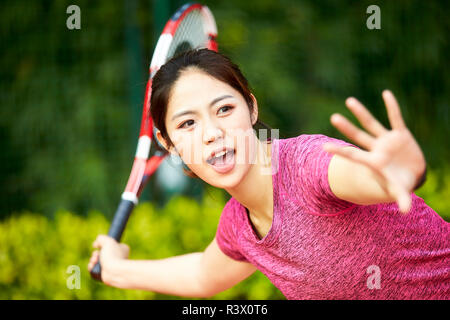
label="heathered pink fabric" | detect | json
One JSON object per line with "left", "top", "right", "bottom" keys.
{"left": 215, "top": 134, "right": 450, "bottom": 299}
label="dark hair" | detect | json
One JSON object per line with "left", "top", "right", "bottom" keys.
{"left": 150, "top": 48, "right": 271, "bottom": 178}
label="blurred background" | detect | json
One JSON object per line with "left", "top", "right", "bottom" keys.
{"left": 0, "top": 0, "right": 448, "bottom": 299}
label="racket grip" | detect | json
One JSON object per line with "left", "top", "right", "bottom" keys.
{"left": 90, "top": 198, "right": 135, "bottom": 281}
{"left": 108, "top": 199, "right": 135, "bottom": 241}
{"left": 90, "top": 261, "right": 102, "bottom": 281}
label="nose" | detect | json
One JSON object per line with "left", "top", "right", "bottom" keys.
{"left": 203, "top": 124, "right": 224, "bottom": 145}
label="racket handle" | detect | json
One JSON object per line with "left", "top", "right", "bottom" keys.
{"left": 90, "top": 198, "right": 135, "bottom": 281}
{"left": 108, "top": 199, "right": 135, "bottom": 240}
{"left": 90, "top": 261, "right": 102, "bottom": 281}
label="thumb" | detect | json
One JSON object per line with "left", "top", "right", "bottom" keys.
{"left": 398, "top": 190, "right": 412, "bottom": 214}
{"left": 93, "top": 234, "right": 110, "bottom": 249}
{"left": 120, "top": 243, "right": 130, "bottom": 256}
{"left": 390, "top": 182, "right": 412, "bottom": 214}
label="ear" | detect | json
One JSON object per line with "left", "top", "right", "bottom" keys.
{"left": 155, "top": 129, "right": 177, "bottom": 155}
{"left": 250, "top": 93, "right": 258, "bottom": 126}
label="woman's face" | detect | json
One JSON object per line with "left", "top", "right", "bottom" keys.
{"left": 157, "top": 67, "right": 259, "bottom": 189}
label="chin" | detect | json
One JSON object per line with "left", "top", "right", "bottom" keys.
{"left": 199, "top": 163, "right": 250, "bottom": 190}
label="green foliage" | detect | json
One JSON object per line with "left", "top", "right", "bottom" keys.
{"left": 415, "top": 167, "right": 450, "bottom": 221}
{"left": 0, "top": 189, "right": 285, "bottom": 300}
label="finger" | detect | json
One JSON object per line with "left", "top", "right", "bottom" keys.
{"left": 330, "top": 113, "right": 375, "bottom": 150}
{"left": 89, "top": 250, "right": 101, "bottom": 269}
{"left": 382, "top": 90, "right": 407, "bottom": 130}
{"left": 88, "top": 258, "right": 98, "bottom": 272}
{"left": 398, "top": 192, "right": 412, "bottom": 214}
{"left": 93, "top": 234, "right": 109, "bottom": 249}
{"left": 88, "top": 259, "right": 95, "bottom": 271}
{"left": 90, "top": 250, "right": 99, "bottom": 261}
{"left": 89, "top": 250, "right": 99, "bottom": 263}
{"left": 323, "top": 144, "right": 372, "bottom": 166}
{"left": 346, "top": 97, "right": 388, "bottom": 137}
{"left": 390, "top": 183, "right": 412, "bottom": 214}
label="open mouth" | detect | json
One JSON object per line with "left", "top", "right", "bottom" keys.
{"left": 206, "top": 148, "right": 236, "bottom": 173}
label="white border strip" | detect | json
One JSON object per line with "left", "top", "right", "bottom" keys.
{"left": 135, "top": 136, "right": 151, "bottom": 159}
{"left": 121, "top": 191, "right": 138, "bottom": 205}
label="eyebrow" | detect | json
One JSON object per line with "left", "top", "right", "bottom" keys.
{"left": 170, "top": 94, "right": 234, "bottom": 121}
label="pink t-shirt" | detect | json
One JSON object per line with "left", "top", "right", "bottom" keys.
{"left": 216, "top": 134, "right": 450, "bottom": 299}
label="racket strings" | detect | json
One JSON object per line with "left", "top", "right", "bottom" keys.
{"left": 167, "top": 9, "right": 209, "bottom": 60}
{"left": 149, "top": 9, "right": 211, "bottom": 157}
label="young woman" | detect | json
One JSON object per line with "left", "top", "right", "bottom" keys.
{"left": 88, "top": 49, "right": 449, "bottom": 299}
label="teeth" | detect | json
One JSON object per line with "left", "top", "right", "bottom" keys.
{"left": 214, "top": 150, "right": 227, "bottom": 158}
{"left": 207, "top": 149, "right": 234, "bottom": 164}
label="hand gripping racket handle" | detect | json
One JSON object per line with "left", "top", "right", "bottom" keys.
{"left": 90, "top": 198, "right": 135, "bottom": 281}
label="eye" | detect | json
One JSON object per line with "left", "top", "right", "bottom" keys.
{"left": 218, "top": 105, "right": 234, "bottom": 114}
{"left": 178, "top": 119, "right": 194, "bottom": 129}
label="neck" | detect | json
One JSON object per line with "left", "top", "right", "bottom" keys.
{"left": 225, "top": 137, "right": 273, "bottom": 220}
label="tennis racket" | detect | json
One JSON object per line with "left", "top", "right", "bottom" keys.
{"left": 90, "top": 2, "right": 218, "bottom": 281}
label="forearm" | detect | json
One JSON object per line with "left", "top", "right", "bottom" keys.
{"left": 102, "top": 252, "right": 208, "bottom": 298}
{"left": 329, "top": 152, "right": 427, "bottom": 206}
{"left": 329, "top": 154, "right": 393, "bottom": 205}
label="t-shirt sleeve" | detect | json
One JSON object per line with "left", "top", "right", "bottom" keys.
{"left": 282, "top": 134, "right": 357, "bottom": 216}
{"left": 215, "top": 200, "right": 249, "bottom": 262}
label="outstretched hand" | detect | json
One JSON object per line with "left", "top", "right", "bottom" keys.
{"left": 323, "top": 90, "right": 426, "bottom": 214}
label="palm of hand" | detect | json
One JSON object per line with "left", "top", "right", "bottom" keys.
{"left": 323, "top": 90, "right": 426, "bottom": 213}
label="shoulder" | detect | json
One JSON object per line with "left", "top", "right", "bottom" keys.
{"left": 217, "top": 198, "right": 247, "bottom": 245}
{"left": 274, "top": 133, "right": 357, "bottom": 213}
{"left": 277, "top": 133, "right": 331, "bottom": 152}
{"left": 278, "top": 133, "right": 356, "bottom": 156}
{"left": 281, "top": 133, "right": 342, "bottom": 147}
{"left": 215, "top": 197, "right": 250, "bottom": 262}
{"left": 222, "top": 196, "right": 242, "bottom": 212}
{"left": 275, "top": 133, "right": 344, "bottom": 164}
{"left": 220, "top": 197, "right": 245, "bottom": 224}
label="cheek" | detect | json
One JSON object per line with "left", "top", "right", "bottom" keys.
{"left": 228, "top": 109, "right": 253, "bottom": 130}
{"left": 227, "top": 127, "right": 258, "bottom": 167}
{"left": 170, "top": 130, "right": 204, "bottom": 165}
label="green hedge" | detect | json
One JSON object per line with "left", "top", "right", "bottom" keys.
{"left": 0, "top": 168, "right": 448, "bottom": 300}
{"left": 0, "top": 188, "right": 284, "bottom": 300}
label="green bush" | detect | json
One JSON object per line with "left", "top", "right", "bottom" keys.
{"left": 0, "top": 167, "right": 447, "bottom": 300}
{"left": 0, "top": 188, "right": 284, "bottom": 300}
{"left": 415, "top": 167, "right": 450, "bottom": 221}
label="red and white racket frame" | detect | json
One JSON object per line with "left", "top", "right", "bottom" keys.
{"left": 124, "top": 3, "right": 218, "bottom": 204}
